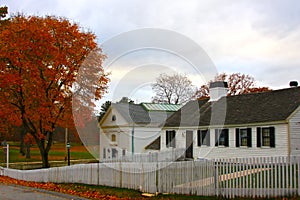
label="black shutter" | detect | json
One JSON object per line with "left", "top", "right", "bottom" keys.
{"left": 247, "top": 128, "right": 252, "bottom": 147}
{"left": 166, "top": 131, "right": 169, "bottom": 147}
{"left": 215, "top": 129, "right": 219, "bottom": 146}
{"left": 236, "top": 128, "right": 240, "bottom": 147}
{"left": 270, "top": 127, "right": 275, "bottom": 148}
{"left": 224, "top": 129, "right": 229, "bottom": 147}
{"left": 257, "top": 127, "right": 261, "bottom": 147}
{"left": 197, "top": 130, "right": 201, "bottom": 146}
{"left": 207, "top": 130, "right": 210, "bottom": 146}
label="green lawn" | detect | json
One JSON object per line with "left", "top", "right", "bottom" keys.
{"left": 59, "top": 183, "right": 300, "bottom": 200}
{"left": 58, "top": 183, "right": 216, "bottom": 200}
{"left": 0, "top": 142, "right": 96, "bottom": 168}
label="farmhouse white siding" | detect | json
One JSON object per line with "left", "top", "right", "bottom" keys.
{"left": 100, "top": 127, "right": 130, "bottom": 159}
{"left": 289, "top": 107, "right": 300, "bottom": 156}
{"left": 99, "top": 103, "right": 181, "bottom": 160}
{"left": 160, "top": 86, "right": 300, "bottom": 160}
{"left": 101, "top": 126, "right": 162, "bottom": 160}
{"left": 161, "top": 124, "right": 289, "bottom": 159}
{"left": 100, "top": 107, "right": 127, "bottom": 127}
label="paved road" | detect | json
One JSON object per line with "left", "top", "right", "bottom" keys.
{"left": 0, "top": 184, "right": 88, "bottom": 200}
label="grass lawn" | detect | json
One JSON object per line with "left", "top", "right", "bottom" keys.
{"left": 0, "top": 142, "right": 96, "bottom": 168}
{"left": 59, "top": 183, "right": 215, "bottom": 199}
{"left": 1, "top": 175, "right": 299, "bottom": 200}
{"left": 61, "top": 183, "right": 300, "bottom": 199}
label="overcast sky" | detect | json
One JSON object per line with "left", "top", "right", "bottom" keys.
{"left": 2, "top": 0, "right": 300, "bottom": 103}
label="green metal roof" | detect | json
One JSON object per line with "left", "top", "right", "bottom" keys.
{"left": 141, "top": 103, "right": 182, "bottom": 112}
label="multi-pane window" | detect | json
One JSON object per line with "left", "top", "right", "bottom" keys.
{"left": 257, "top": 127, "right": 275, "bottom": 147}
{"left": 236, "top": 128, "right": 252, "bottom": 147}
{"left": 197, "top": 130, "right": 210, "bottom": 146}
{"left": 240, "top": 129, "right": 248, "bottom": 146}
{"left": 215, "top": 129, "right": 229, "bottom": 147}
{"left": 262, "top": 128, "right": 270, "bottom": 146}
{"left": 112, "top": 148, "right": 118, "bottom": 158}
{"left": 166, "top": 130, "right": 176, "bottom": 148}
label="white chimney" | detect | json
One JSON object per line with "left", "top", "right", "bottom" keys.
{"left": 209, "top": 81, "right": 228, "bottom": 102}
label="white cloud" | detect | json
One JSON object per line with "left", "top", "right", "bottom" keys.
{"left": 3, "top": 0, "right": 300, "bottom": 102}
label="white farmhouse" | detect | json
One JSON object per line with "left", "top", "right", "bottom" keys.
{"left": 158, "top": 81, "right": 300, "bottom": 160}
{"left": 99, "top": 102, "right": 181, "bottom": 160}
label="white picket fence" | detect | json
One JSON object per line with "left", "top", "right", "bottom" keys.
{"left": 1, "top": 156, "right": 300, "bottom": 198}
{"left": 215, "top": 156, "right": 300, "bottom": 198}
{"left": 1, "top": 161, "right": 215, "bottom": 195}
{"left": 100, "top": 148, "right": 186, "bottom": 163}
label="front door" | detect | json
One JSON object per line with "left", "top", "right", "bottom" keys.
{"left": 185, "top": 130, "right": 193, "bottom": 159}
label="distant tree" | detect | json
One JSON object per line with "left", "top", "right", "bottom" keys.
{"left": 194, "top": 72, "right": 271, "bottom": 99}
{"left": 117, "top": 97, "right": 134, "bottom": 104}
{"left": 226, "top": 73, "right": 255, "bottom": 95}
{"left": 152, "top": 73, "right": 196, "bottom": 104}
{"left": 0, "top": 6, "right": 8, "bottom": 22}
{"left": 98, "top": 101, "right": 111, "bottom": 121}
{"left": 194, "top": 85, "right": 210, "bottom": 100}
{"left": 247, "top": 87, "right": 271, "bottom": 93}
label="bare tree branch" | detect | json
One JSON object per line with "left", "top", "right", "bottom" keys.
{"left": 152, "top": 73, "right": 196, "bottom": 104}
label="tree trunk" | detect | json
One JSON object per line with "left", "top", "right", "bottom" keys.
{"left": 41, "top": 150, "right": 49, "bottom": 168}
{"left": 20, "top": 130, "right": 26, "bottom": 156}
{"left": 25, "top": 144, "right": 30, "bottom": 159}
{"left": 36, "top": 140, "right": 50, "bottom": 168}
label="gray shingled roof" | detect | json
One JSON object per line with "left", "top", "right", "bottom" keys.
{"left": 112, "top": 103, "right": 177, "bottom": 125}
{"left": 164, "top": 87, "right": 300, "bottom": 127}
{"left": 144, "top": 136, "right": 161, "bottom": 150}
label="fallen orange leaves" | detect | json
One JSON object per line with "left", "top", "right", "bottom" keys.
{"left": 0, "top": 176, "right": 133, "bottom": 199}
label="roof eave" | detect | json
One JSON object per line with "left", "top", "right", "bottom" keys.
{"left": 162, "top": 120, "right": 288, "bottom": 130}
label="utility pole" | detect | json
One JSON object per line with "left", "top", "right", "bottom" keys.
{"left": 131, "top": 124, "right": 134, "bottom": 155}
{"left": 65, "top": 127, "right": 68, "bottom": 162}
{"left": 66, "top": 127, "right": 71, "bottom": 166}
{"left": 67, "top": 142, "right": 70, "bottom": 166}
{"left": 6, "top": 144, "right": 9, "bottom": 168}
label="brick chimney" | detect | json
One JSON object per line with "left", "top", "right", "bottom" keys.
{"left": 209, "top": 81, "right": 228, "bottom": 101}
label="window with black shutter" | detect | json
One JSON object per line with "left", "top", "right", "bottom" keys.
{"left": 270, "top": 127, "right": 275, "bottom": 147}
{"left": 236, "top": 128, "right": 240, "bottom": 147}
{"left": 257, "top": 127, "right": 261, "bottom": 147}
{"left": 257, "top": 127, "right": 275, "bottom": 148}
{"left": 247, "top": 128, "right": 252, "bottom": 147}
{"left": 197, "top": 130, "right": 210, "bottom": 146}
{"left": 236, "top": 128, "right": 252, "bottom": 147}
{"left": 166, "top": 130, "right": 176, "bottom": 148}
{"left": 215, "top": 129, "right": 229, "bottom": 147}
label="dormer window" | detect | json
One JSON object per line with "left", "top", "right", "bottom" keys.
{"left": 112, "top": 115, "right": 116, "bottom": 121}
{"left": 111, "top": 134, "right": 116, "bottom": 142}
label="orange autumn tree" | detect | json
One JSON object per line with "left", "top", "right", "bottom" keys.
{"left": 0, "top": 6, "right": 10, "bottom": 137}
{"left": 194, "top": 73, "right": 271, "bottom": 99}
{"left": 0, "top": 14, "right": 109, "bottom": 168}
